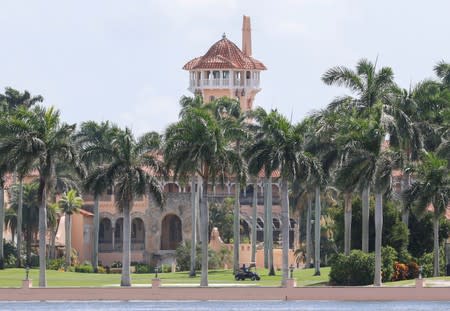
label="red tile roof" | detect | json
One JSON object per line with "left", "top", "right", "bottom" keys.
{"left": 183, "top": 36, "right": 266, "bottom": 71}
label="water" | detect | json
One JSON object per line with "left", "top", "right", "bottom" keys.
{"left": 1, "top": 301, "right": 450, "bottom": 311}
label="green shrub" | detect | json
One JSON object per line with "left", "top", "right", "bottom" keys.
{"left": 329, "top": 250, "right": 375, "bottom": 285}
{"left": 134, "top": 263, "right": 152, "bottom": 274}
{"left": 161, "top": 264, "right": 172, "bottom": 273}
{"left": 418, "top": 247, "right": 446, "bottom": 277}
{"left": 75, "top": 264, "right": 94, "bottom": 273}
{"left": 381, "top": 246, "right": 397, "bottom": 282}
{"left": 175, "top": 240, "right": 201, "bottom": 271}
{"left": 47, "top": 258, "right": 65, "bottom": 270}
{"left": 3, "top": 241, "right": 17, "bottom": 267}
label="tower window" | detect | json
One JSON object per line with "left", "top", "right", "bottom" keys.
{"left": 222, "top": 71, "right": 229, "bottom": 79}
{"left": 213, "top": 71, "right": 220, "bottom": 79}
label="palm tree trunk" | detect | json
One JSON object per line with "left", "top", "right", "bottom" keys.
{"left": 200, "top": 176, "right": 209, "bottom": 286}
{"left": 362, "top": 187, "right": 370, "bottom": 253}
{"left": 280, "top": 179, "right": 289, "bottom": 286}
{"left": 189, "top": 176, "right": 197, "bottom": 277}
{"left": 50, "top": 219, "right": 59, "bottom": 260}
{"left": 263, "top": 179, "right": 268, "bottom": 269}
{"left": 305, "top": 193, "right": 312, "bottom": 269}
{"left": 92, "top": 195, "right": 99, "bottom": 272}
{"left": 344, "top": 192, "right": 352, "bottom": 256}
{"left": 0, "top": 184, "right": 4, "bottom": 269}
{"left": 65, "top": 213, "right": 72, "bottom": 271}
{"left": 433, "top": 215, "right": 440, "bottom": 277}
{"left": 16, "top": 179, "right": 23, "bottom": 267}
{"left": 314, "top": 186, "right": 321, "bottom": 276}
{"left": 374, "top": 192, "right": 383, "bottom": 286}
{"left": 26, "top": 227, "right": 32, "bottom": 267}
{"left": 38, "top": 180, "right": 47, "bottom": 287}
{"left": 251, "top": 178, "right": 258, "bottom": 264}
{"left": 267, "top": 177, "right": 275, "bottom": 275}
{"left": 121, "top": 203, "right": 132, "bottom": 286}
{"left": 233, "top": 181, "right": 241, "bottom": 274}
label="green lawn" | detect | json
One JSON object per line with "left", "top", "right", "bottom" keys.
{"left": 0, "top": 267, "right": 330, "bottom": 288}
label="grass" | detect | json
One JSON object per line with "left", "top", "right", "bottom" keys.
{"left": 0, "top": 267, "right": 331, "bottom": 288}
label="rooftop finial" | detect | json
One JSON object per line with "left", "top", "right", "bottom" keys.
{"left": 222, "top": 32, "right": 226, "bottom": 39}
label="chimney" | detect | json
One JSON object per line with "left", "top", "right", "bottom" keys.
{"left": 242, "top": 15, "right": 252, "bottom": 56}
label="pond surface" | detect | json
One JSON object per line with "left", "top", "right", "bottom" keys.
{"left": 1, "top": 301, "right": 450, "bottom": 311}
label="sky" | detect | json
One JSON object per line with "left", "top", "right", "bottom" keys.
{"left": 1, "top": 0, "right": 449, "bottom": 136}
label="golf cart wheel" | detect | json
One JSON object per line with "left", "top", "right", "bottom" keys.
{"left": 251, "top": 276, "right": 256, "bottom": 281}
{"left": 235, "top": 275, "right": 240, "bottom": 281}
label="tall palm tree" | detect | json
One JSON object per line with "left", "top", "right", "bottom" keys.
{"left": 213, "top": 97, "right": 248, "bottom": 275}
{"left": 322, "top": 58, "right": 398, "bottom": 253}
{"left": 85, "top": 128, "right": 164, "bottom": 286}
{"left": 58, "top": 189, "right": 83, "bottom": 270}
{"left": 0, "top": 105, "right": 77, "bottom": 287}
{"left": 165, "top": 99, "right": 236, "bottom": 286}
{"left": 404, "top": 152, "right": 449, "bottom": 277}
{"left": 434, "top": 60, "right": 450, "bottom": 86}
{"left": 0, "top": 164, "right": 6, "bottom": 269}
{"left": 0, "top": 87, "right": 42, "bottom": 268}
{"left": 76, "top": 120, "right": 119, "bottom": 271}
{"left": 245, "top": 108, "right": 316, "bottom": 286}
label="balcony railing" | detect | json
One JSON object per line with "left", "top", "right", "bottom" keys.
{"left": 189, "top": 78, "right": 260, "bottom": 90}
{"left": 99, "top": 242, "right": 145, "bottom": 252}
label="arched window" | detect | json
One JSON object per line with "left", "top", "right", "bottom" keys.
{"left": 131, "top": 218, "right": 145, "bottom": 250}
{"left": 114, "top": 218, "right": 123, "bottom": 251}
{"left": 160, "top": 214, "right": 183, "bottom": 250}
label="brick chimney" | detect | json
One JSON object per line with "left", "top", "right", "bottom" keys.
{"left": 242, "top": 15, "right": 252, "bottom": 56}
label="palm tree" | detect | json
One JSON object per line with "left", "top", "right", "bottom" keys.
{"left": 0, "top": 164, "right": 6, "bottom": 269}
{"left": 434, "top": 60, "right": 450, "bottom": 86}
{"left": 404, "top": 152, "right": 449, "bottom": 277}
{"left": 85, "top": 128, "right": 164, "bottom": 286}
{"left": 0, "top": 87, "right": 42, "bottom": 268}
{"left": 76, "top": 120, "right": 119, "bottom": 272}
{"left": 322, "top": 58, "right": 398, "bottom": 253}
{"left": 165, "top": 98, "right": 236, "bottom": 286}
{"left": 0, "top": 105, "right": 77, "bottom": 287}
{"left": 245, "top": 108, "right": 316, "bottom": 286}
{"left": 58, "top": 189, "right": 83, "bottom": 270}
{"left": 213, "top": 97, "right": 248, "bottom": 275}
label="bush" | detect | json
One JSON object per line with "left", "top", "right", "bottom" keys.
{"left": 392, "top": 262, "right": 409, "bottom": 281}
{"left": 75, "top": 264, "right": 94, "bottom": 273}
{"left": 175, "top": 240, "right": 201, "bottom": 271}
{"left": 135, "top": 263, "right": 152, "bottom": 274}
{"left": 418, "top": 246, "right": 446, "bottom": 277}
{"left": 381, "top": 246, "right": 397, "bottom": 282}
{"left": 329, "top": 250, "right": 375, "bottom": 285}
{"left": 111, "top": 261, "right": 122, "bottom": 268}
{"left": 47, "top": 258, "right": 65, "bottom": 270}
{"left": 3, "top": 241, "right": 17, "bottom": 267}
{"left": 97, "top": 266, "right": 107, "bottom": 274}
{"left": 160, "top": 264, "right": 172, "bottom": 273}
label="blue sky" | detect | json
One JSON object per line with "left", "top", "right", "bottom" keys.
{"left": 1, "top": 0, "right": 449, "bottom": 135}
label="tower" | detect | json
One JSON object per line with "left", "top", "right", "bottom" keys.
{"left": 183, "top": 15, "right": 266, "bottom": 112}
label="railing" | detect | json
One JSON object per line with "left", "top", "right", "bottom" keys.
{"left": 99, "top": 242, "right": 145, "bottom": 252}
{"left": 189, "top": 78, "right": 260, "bottom": 90}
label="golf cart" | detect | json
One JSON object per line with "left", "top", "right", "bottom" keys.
{"left": 234, "top": 262, "right": 260, "bottom": 281}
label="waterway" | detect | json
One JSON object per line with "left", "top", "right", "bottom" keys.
{"left": 1, "top": 301, "right": 450, "bottom": 311}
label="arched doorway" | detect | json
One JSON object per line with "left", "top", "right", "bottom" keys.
{"left": 131, "top": 218, "right": 145, "bottom": 250}
{"left": 114, "top": 218, "right": 123, "bottom": 251}
{"left": 160, "top": 214, "right": 182, "bottom": 250}
{"left": 240, "top": 219, "right": 251, "bottom": 243}
{"left": 99, "top": 218, "right": 113, "bottom": 252}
